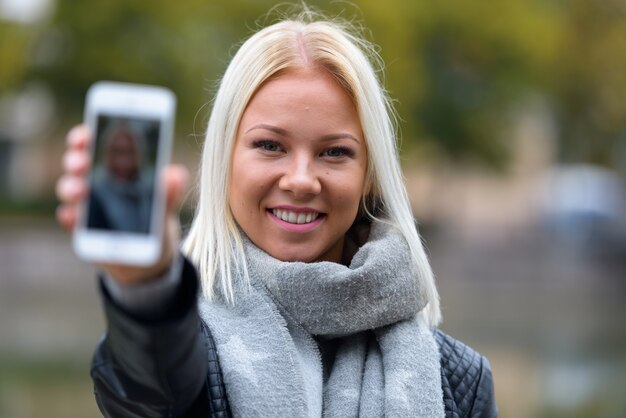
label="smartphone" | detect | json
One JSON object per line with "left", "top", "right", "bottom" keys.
{"left": 73, "top": 81, "right": 176, "bottom": 266}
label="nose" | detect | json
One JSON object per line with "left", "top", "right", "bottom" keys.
{"left": 278, "top": 154, "right": 322, "bottom": 198}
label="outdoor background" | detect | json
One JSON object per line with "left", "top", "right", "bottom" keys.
{"left": 1, "top": 0, "right": 626, "bottom": 417}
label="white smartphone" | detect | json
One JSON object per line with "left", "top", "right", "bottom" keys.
{"left": 73, "top": 81, "right": 176, "bottom": 266}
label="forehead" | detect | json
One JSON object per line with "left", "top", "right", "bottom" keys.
{"left": 109, "top": 130, "right": 135, "bottom": 145}
{"left": 240, "top": 68, "right": 361, "bottom": 133}
{"left": 250, "top": 68, "right": 354, "bottom": 108}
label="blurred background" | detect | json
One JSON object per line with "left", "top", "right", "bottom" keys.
{"left": 1, "top": 0, "right": 626, "bottom": 417}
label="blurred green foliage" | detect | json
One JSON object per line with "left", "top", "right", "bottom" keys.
{"left": 2, "top": 0, "right": 625, "bottom": 168}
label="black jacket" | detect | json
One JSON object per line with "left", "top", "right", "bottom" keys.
{"left": 92, "top": 258, "right": 497, "bottom": 417}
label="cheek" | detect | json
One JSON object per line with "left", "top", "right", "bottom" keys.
{"left": 326, "top": 175, "right": 365, "bottom": 221}
{"left": 229, "top": 167, "right": 270, "bottom": 213}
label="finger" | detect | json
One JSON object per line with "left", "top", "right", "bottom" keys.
{"left": 56, "top": 175, "right": 88, "bottom": 203}
{"left": 66, "top": 125, "right": 91, "bottom": 150}
{"left": 56, "top": 204, "right": 77, "bottom": 232}
{"left": 63, "top": 149, "right": 91, "bottom": 175}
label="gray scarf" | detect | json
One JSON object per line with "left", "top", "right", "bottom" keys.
{"left": 198, "top": 221, "right": 444, "bottom": 417}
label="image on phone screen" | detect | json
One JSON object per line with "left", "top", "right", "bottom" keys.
{"left": 87, "top": 115, "right": 160, "bottom": 234}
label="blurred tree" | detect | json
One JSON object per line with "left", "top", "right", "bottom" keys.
{"left": 30, "top": 0, "right": 278, "bottom": 131}
{"left": 4, "top": 0, "right": 625, "bottom": 170}
{"left": 357, "top": 0, "right": 563, "bottom": 168}
{"left": 0, "top": 21, "right": 34, "bottom": 90}
{"left": 545, "top": 0, "right": 626, "bottom": 169}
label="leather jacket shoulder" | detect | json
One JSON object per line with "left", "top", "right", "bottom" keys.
{"left": 434, "top": 329, "right": 498, "bottom": 418}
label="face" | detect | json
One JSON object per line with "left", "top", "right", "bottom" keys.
{"left": 105, "top": 129, "right": 140, "bottom": 182}
{"left": 229, "top": 68, "right": 367, "bottom": 263}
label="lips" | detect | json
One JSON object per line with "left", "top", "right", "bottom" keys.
{"left": 271, "top": 208, "right": 321, "bottom": 224}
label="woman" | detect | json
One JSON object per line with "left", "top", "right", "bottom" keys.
{"left": 88, "top": 121, "right": 154, "bottom": 233}
{"left": 57, "top": 12, "right": 497, "bottom": 418}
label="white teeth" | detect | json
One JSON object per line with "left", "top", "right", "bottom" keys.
{"left": 272, "top": 209, "right": 320, "bottom": 224}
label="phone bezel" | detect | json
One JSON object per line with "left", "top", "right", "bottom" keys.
{"left": 73, "top": 81, "right": 175, "bottom": 266}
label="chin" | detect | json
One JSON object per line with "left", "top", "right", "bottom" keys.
{"left": 266, "top": 245, "right": 320, "bottom": 263}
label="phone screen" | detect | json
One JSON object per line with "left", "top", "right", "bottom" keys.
{"left": 87, "top": 114, "right": 160, "bottom": 234}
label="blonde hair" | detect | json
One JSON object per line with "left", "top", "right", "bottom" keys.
{"left": 182, "top": 13, "right": 441, "bottom": 326}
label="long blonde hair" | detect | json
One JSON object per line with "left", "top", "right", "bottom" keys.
{"left": 182, "top": 14, "right": 441, "bottom": 326}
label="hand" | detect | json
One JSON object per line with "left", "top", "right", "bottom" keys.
{"left": 56, "top": 125, "right": 189, "bottom": 285}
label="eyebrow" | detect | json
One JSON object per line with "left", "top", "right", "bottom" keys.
{"left": 245, "top": 124, "right": 287, "bottom": 136}
{"left": 246, "top": 123, "right": 360, "bottom": 144}
{"left": 320, "top": 133, "right": 360, "bottom": 144}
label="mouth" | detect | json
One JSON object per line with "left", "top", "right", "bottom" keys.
{"left": 269, "top": 208, "right": 325, "bottom": 225}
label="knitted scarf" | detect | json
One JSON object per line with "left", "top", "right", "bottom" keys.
{"left": 198, "top": 221, "right": 444, "bottom": 417}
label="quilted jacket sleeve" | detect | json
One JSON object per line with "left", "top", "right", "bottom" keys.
{"left": 469, "top": 355, "right": 497, "bottom": 418}
{"left": 434, "top": 329, "right": 498, "bottom": 418}
{"left": 91, "top": 257, "right": 211, "bottom": 417}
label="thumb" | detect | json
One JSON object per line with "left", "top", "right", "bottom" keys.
{"left": 163, "top": 164, "right": 190, "bottom": 216}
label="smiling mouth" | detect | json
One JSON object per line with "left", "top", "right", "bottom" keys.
{"left": 271, "top": 208, "right": 323, "bottom": 224}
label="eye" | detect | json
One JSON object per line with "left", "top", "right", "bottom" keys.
{"left": 253, "top": 140, "right": 284, "bottom": 153}
{"left": 321, "top": 146, "right": 355, "bottom": 159}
